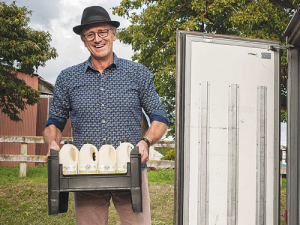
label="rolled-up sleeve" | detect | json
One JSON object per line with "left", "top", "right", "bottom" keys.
{"left": 139, "top": 67, "right": 169, "bottom": 126}
{"left": 45, "top": 71, "right": 71, "bottom": 132}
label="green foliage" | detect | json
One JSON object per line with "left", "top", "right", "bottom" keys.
{"left": 155, "top": 146, "right": 172, "bottom": 156}
{"left": 162, "top": 148, "right": 175, "bottom": 161}
{"left": 0, "top": 1, "right": 57, "bottom": 121}
{"left": 281, "top": 109, "right": 287, "bottom": 123}
{"left": 113, "top": 0, "right": 298, "bottom": 137}
{"left": 148, "top": 168, "right": 174, "bottom": 184}
{"left": 155, "top": 147, "right": 175, "bottom": 160}
{"left": 281, "top": 177, "right": 286, "bottom": 190}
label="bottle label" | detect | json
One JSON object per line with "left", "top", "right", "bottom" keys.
{"left": 79, "top": 164, "right": 97, "bottom": 174}
{"left": 117, "top": 163, "right": 128, "bottom": 173}
{"left": 98, "top": 164, "right": 116, "bottom": 174}
{"left": 62, "top": 164, "right": 77, "bottom": 175}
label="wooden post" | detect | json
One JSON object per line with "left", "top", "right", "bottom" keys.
{"left": 20, "top": 143, "right": 28, "bottom": 177}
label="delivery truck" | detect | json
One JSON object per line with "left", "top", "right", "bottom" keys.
{"left": 175, "top": 31, "right": 281, "bottom": 225}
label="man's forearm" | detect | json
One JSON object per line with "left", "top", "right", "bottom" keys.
{"left": 143, "top": 121, "right": 168, "bottom": 145}
{"left": 137, "top": 120, "right": 167, "bottom": 163}
{"left": 43, "top": 124, "right": 62, "bottom": 152}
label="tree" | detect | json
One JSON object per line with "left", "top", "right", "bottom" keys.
{"left": 0, "top": 1, "right": 57, "bottom": 121}
{"left": 113, "top": 0, "right": 298, "bottom": 138}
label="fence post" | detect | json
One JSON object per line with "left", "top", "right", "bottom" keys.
{"left": 20, "top": 143, "right": 28, "bottom": 177}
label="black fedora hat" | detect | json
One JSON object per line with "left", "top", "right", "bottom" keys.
{"left": 73, "top": 6, "right": 120, "bottom": 35}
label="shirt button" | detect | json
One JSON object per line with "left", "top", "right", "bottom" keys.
{"left": 101, "top": 103, "right": 104, "bottom": 107}
{"left": 102, "top": 119, "right": 106, "bottom": 123}
{"left": 103, "top": 138, "right": 106, "bottom": 141}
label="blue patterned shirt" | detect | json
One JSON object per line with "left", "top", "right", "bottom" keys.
{"left": 46, "top": 54, "right": 169, "bottom": 169}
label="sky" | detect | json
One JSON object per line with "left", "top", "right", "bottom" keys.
{"left": 4, "top": 0, "right": 134, "bottom": 84}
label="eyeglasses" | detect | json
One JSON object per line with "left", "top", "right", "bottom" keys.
{"left": 83, "top": 28, "right": 112, "bottom": 41}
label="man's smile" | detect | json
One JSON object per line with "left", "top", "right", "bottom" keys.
{"left": 95, "top": 44, "right": 105, "bottom": 48}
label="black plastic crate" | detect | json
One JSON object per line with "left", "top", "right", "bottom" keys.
{"left": 48, "top": 147, "right": 142, "bottom": 215}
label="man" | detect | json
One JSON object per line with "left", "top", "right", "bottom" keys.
{"left": 43, "top": 6, "right": 169, "bottom": 225}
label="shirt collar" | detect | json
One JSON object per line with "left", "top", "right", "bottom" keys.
{"left": 84, "top": 53, "right": 119, "bottom": 72}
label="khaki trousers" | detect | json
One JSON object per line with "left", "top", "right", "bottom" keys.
{"left": 74, "top": 169, "right": 151, "bottom": 225}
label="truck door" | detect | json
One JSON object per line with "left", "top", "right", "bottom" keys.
{"left": 175, "top": 31, "right": 280, "bottom": 224}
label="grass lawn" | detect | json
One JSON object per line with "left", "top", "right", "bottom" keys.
{"left": 0, "top": 165, "right": 174, "bottom": 225}
{"left": 0, "top": 165, "right": 287, "bottom": 225}
{"left": 280, "top": 177, "right": 286, "bottom": 225}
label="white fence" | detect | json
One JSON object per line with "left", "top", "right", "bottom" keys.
{"left": 0, "top": 136, "right": 174, "bottom": 177}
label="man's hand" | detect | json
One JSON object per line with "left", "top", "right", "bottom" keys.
{"left": 137, "top": 140, "right": 149, "bottom": 164}
{"left": 137, "top": 121, "right": 168, "bottom": 164}
{"left": 43, "top": 125, "right": 62, "bottom": 162}
{"left": 46, "top": 141, "right": 60, "bottom": 162}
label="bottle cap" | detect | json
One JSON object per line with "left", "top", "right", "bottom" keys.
{"left": 121, "top": 139, "right": 130, "bottom": 143}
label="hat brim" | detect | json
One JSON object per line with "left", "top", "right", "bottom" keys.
{"left": 73, "top": 21, "right": 120, "bottom": 35}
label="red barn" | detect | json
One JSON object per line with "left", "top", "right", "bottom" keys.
{"left": 0, "top": 71, "right": 72, "bottom": 166}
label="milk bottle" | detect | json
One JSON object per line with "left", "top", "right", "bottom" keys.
{"left": 98, "top": 141, "right": 116, "bottom": 174}
{"left": 78, "top": 141, "right": 98, "bottom": 174}
{"left": 59, "top": 140, "right": 79, "bottom": 175}
{"left": 116, "top": 139, "right": 134, "bottom": 173}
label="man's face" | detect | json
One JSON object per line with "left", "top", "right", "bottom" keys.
{"left": 81, "top": 23, "right": 116, "bottom": 62}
